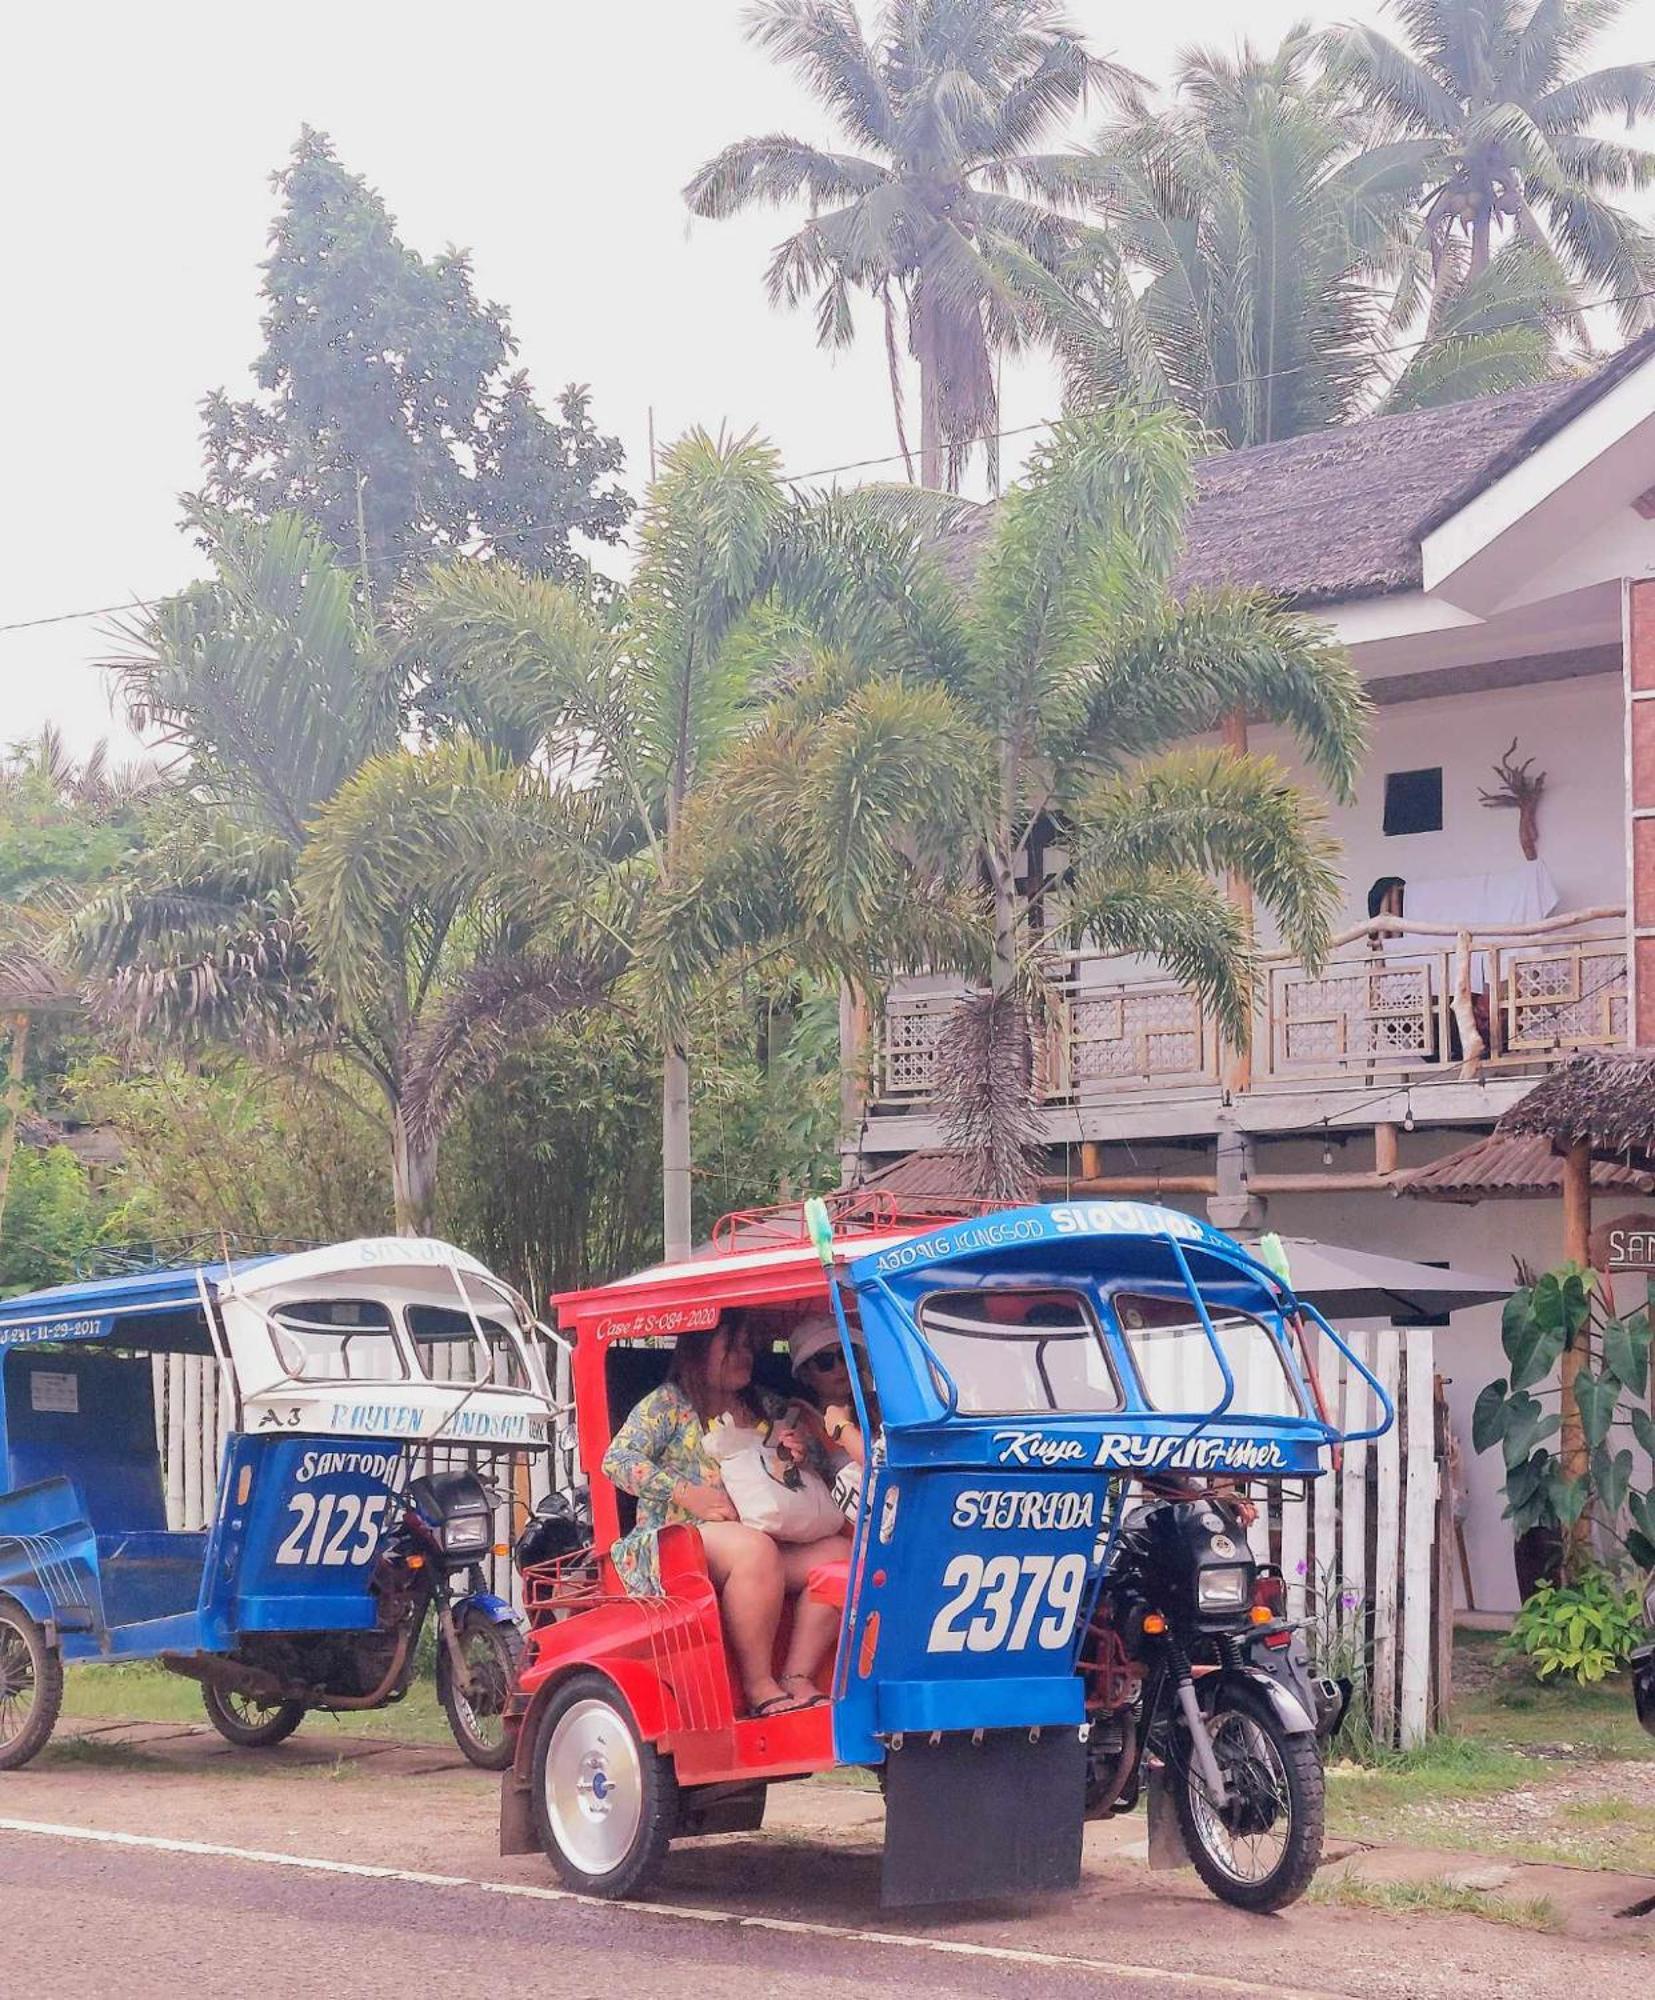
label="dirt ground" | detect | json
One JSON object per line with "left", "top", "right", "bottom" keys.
{"left": 3, "top": 1717, "right": 1650, "bottom": 2000}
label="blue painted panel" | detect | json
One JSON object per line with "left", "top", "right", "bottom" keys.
{"left": 95, "top": 1533, "right": 209, "bottom": 1629}
{"left": 835, "top": 1465, "right": 1105, "bottom": 1763}
{"left": 0, "top": 1475, "right": 103, "bottom": 1634}
{"left": 3, "top": 1351, "right": 171, "bottom": 1533}
{"left": 228, "top": 1436, "right": 406, "bottom": 1635}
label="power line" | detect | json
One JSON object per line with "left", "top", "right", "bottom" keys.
{"left": 5, "top": 275, "right": 1655, "bottom": 643}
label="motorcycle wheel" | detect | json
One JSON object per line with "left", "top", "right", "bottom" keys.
{"left": 201, "top": 1684, "right": 306, "bottom": 1749}
{"left": 0, "top": 1597, "right": 63, "bottom": 1772}
{"left": 530, "top": 1670, "right": 678, "bottom": 1898}
{"left": 1173, "top": 1682, "right": 1324, "bottom": 1913}
{"left": 437, "top": 1611, "right": 524, "bottom": 1770}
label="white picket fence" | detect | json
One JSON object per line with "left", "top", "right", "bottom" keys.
{"left": 151, "top": 1327, "right": 1446, "bottom": 1744}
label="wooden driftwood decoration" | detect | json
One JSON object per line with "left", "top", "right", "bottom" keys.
{"left": 1478, "top": 737, "right": 1546, "bottom": 859}
{"left": 1452, "top": 929, "right": 1485, "bottom": 1078}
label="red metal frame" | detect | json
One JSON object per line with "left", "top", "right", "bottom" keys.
{"left": 512, "top": 1197, "right": 972, "bottom": 1793}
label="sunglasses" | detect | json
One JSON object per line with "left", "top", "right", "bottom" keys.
{"left": 802, "top": 1346, "right": 847, "bottom": 1375}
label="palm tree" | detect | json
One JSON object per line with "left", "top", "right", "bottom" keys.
{"left": 74, "top": 511, "right": 604, "bottom": 1234}
{"left": 408, "top": 428, "right": 983, "bottom": 1257}
{"left": 659, "top": 402, "right": 1371, "bottom": 1196}
{"left": 1026, "top": 37, "right": 1573, "bottom": 447}
{"left": 1320, "top": 0, "right": 1655, "bottom": 327}
{"left": 685, "top": 0, "right": 1139, "bottom": 489}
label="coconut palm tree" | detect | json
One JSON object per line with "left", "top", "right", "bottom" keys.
{"left": 685, "top": 0, "right": 1139, "bottom": 489}
{"left": 1320, "top": 0, "right": 1655, "bottom": 327}
{"left": 73, "top": 511, "right": 606, "bottom": 1234}
{"left": 656, "top": 401, "right": 1371, "bottom": 1196}
{"left": 407, "top": 427, "right": 984, "bottom": 1257}
{"left": 1022, "top": 37, "right": 1574, "bottom": 447}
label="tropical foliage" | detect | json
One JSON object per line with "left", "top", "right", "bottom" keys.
{"left": 1472, "top": 1262, "right": 1655, "bottom": 1578}
{"left": 1322, "top": 0, "right": 1655, "bottom": 324}
{"left": 197, "top": 128, "right": 632, "bottom": 589}
{"left": 686, "top": 0, "right": 1139, "bottom": 488}
{"left": 407, "top": 425, "right": 983, "bottom": 1255}
{"left": 1043, "top": 37, "right": 1576, "bottom": 446}
{"left": 659, "top": 401, "right": 1370, "bottom": 1196}
{"left": 72, "top": 509, "right": 608, "bottom": 1234}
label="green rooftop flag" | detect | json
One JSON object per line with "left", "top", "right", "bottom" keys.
{"left": 804, "top": 1196, "right": 835, "bottom": 1267}
{"left": 1258, "top": 1232, "right": 1294, "bottom": 1289}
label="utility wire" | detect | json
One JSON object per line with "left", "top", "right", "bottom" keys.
{"left": 6, "top": 275, "right": 1655, "bottom": 644}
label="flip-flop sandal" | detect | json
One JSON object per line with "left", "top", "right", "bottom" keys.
{"left": 749, "top": 1690, "right": 829, "bottom": 1717}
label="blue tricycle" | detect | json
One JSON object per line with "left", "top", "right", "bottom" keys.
{"left": 505, "top": 1197, "right": 1392, "bottom": 1909}
{"left": 0, "top": 1237, "right": 556, "bottom": 1769}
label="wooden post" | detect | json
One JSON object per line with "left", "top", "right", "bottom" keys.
{"left": 1559, "top": 1138, "right": 1593, "bottom": 1568}
{"left": 1079, "top": 1140, "right": 1103, "bottom": 1182}
{"left": 1431, "top": 1372, "right": 1456, "bottom": 1728}
{"left": 838, "top": 980, "right": 871, "bottom": 1186}
{"left": 1374, "top": 1121, "right": 1398, "bottom": 1178}
{"left": 1451, "top": 930, "right": 1485, "bottom": 1077}
{"left": 1219, "top": 711, "right": 1254, "bottom": 1097}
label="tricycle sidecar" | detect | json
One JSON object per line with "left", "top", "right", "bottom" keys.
{"left": 0, "top": 1237, "right": 556, "bottom": 1770}
{"left": 503, "top": 1196, "right": 1391, "bottom": 1909}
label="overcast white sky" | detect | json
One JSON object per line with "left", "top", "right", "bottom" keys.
{"left": 3, "top": 0, "right": 1649, "bottom": 758}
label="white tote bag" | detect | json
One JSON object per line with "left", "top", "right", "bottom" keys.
{"left": 702, "top": 1412, "right": 845, "bottom": 1543}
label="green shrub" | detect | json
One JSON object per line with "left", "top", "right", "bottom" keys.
{"left": 1497, "top": 1569, "right": 1647, "bottom": 1685}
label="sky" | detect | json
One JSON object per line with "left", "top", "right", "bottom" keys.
{"left": 3, "top": 0, "right": 1650, "bottom": 760}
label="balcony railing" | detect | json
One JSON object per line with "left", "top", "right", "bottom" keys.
{"left": 876, "top": 910, "right": 1628, "bottom": 1111}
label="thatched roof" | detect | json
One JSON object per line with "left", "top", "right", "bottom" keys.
{"left": 1496, "top": 1050, "right": 1655, "bottom": 1170}
{"left": 1392, "top": 1128, "right": 1655, "bottom": 1204}
{"left": 933, "top": 332, "right": 1655, "bottom": 609}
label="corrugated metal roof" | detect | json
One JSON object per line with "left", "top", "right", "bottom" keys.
{"left": 1392, "top": 1130, "right": 1655, "bottom": 1203}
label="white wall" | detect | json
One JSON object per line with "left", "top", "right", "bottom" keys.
{"left": 1253, "top": 670, "right": 1626, "bottom": 948}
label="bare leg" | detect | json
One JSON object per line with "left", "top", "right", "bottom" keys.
{"left": 699, "top": 1522, "right": 787, "bottom": 1709}
{"left": 778, "top": 1530, "right": 854, "bottom": 1687}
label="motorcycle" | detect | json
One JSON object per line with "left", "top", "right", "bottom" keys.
{"left": 1082, "top": 1492, "right": 1343, "bottom": 1913}
{"left": 193, "top": 1468, "right": 524, "bottom": 1770}
{"left": 1633, "top": 1570, "right": 1655, "bottom": 1739}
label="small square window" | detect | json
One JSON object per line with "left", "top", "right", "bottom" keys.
{"left": 1383, "top": 767, "right": 1442, "bottom": 836}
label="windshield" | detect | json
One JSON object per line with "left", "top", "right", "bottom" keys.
{"left": 406, "top": 1303, "right": 533, "bottom": 1392}
{"left": 915, "top": 1288, "right": 1122, "bottom": 1415}
{"left": 1111, "top": 1291, "right": 1305, "bottom": 1419}
{"left": 268, "top": 1298, "right": 405, "bottom": 1382}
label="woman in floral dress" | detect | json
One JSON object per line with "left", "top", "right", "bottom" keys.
{"left": 602, "top": 1314, "right": 849, "bottom": 1716}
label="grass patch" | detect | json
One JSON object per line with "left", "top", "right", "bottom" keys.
{"left": 38, "top": 1734, "right": 156, "bottom": 1772}
{"left": 59, "top": 1659, "right": 457, "bottom": 1748}
{"left": 1326, "top": 1734, "right": 1534, "bottom": 1839}
{"left": 1450, "top": 1628, "right": 1654, "bottom": 1762}
{"left": 1309, "top": 1869, "right": 1561, "bottom": 1933}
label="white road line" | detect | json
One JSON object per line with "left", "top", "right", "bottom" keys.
{"left": 0, "top": 1814, "right": 1340, "bottom": 1998}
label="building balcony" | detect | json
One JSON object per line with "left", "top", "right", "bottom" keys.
{"left": 872, "top": 911, "right": 1627, "bottom": 1131}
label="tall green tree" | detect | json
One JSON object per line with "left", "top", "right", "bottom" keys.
{"left": 686, "top": 0, "right": 1138, "bottom": 489}
{"left": 1321, "top": 0, "right": 1655, "bottom": 324}
{"left": 661, "top": 403, "right": 1371, "bottom": 1195}
{"left": 408, "top": 428, "right": 981, "bottom": 1257}
{"left": 74, "top": 511, "right": 606, "bottom": 1234}
{"left": 198, "top": 128, "right": 632, "bottom": 589}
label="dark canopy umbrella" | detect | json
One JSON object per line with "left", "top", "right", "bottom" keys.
{"left": 1258, "top": 1237, "right": 1509, "bottom": 1320}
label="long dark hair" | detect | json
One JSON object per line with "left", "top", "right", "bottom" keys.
{"left": 669, "top": 1315, "right": 760, "bottom": 1427}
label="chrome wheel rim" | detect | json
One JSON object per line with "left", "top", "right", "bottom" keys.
{"left": 450, "top": 1629, "right": 510, "bottom": 1750}
{"left": 0, "top": 1622, "right": 37, "bottom": 1747}
{"left": 543, "top": 1697, "right": 642, "bottom": 1878}
{"left": 1186, "top": 1710, "right": 1292, "bottom": 1887}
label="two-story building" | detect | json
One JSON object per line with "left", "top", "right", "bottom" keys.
{"left": 852, "top": 331, "right": 1655, "bottom": 1614}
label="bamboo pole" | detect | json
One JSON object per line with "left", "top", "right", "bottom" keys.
{"left": 1560, "top": 1139, "right": 1593, "bottom": 1567}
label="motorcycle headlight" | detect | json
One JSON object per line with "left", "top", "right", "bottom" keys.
{"left": 441, "top": 1515, "right": 492, "bottom": 1555}
{"left": 1196, "top": 1564, "right": 1253, "bottom": 1612}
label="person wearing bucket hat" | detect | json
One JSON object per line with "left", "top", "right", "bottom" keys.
{"left": 789, "top": 1312, "right": 866, "bottom": 1475}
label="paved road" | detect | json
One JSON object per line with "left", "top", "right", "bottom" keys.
{"left": 0, "top": 1825, "right": 1284, "bottom": 2000}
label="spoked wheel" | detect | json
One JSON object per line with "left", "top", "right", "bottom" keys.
{"left": 0, "top": 1597, "right": 62, "bottom": 1772}
{"left": 1174, "top": 1683, "right": 1324, "bottom": 1912}
{"left": 201, "top": 1684, "right": 306, "bottom": 1749}
{"left": 438, "top": 1612, "right": 524, "bottom": 1770}
{"left": 530, "top": 1670, "right": 678, "bottom": 1898}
